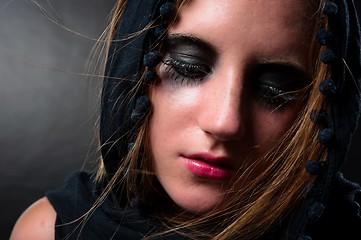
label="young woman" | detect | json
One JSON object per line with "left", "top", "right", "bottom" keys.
{"left": 10, "top": 0, "right": 361, "bottom": 239}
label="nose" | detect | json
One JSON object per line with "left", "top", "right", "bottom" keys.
{"left": 198, "top": 70, "right": 246, "bottom": 141}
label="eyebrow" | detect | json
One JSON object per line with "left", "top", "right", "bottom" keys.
{"left": 255, "top": 62, "right": 311, "bottom": 90}
{"left": 259, "top": 61, "right": 310, "bottom": 84}
{"left": 259, "top": 59, "right": 308, "bottom": 74}
{"left": 164, "top": 33, "right": 217, "bottom": 60}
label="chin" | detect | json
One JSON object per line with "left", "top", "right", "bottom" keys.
{"left": 171, "top": 191, "right": 225, "bottom": 214}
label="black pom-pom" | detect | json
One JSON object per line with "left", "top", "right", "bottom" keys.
{"left": 317, "top": 128, "right": 333, "bottom": 145}
{"left": 143, "top": 51, "right": 162, "bottom": 68}
{"left": 306, "top": 160, "right": 323, "bottom": 175}
{"left": 307, "top": 201, "right": 325, "bottom": 221}
{"left": 319, "top": 78, "right": 337, "bottom": 95}
{"left": 160, "top": 2, "right": 175, "bottom": 19}
{"left": 154, "top": 26, "right": 167, "bottom": 39}
{"left": 316, "top": 28, "right": 333, "bottom": 45}
{"left": 144, "top": 69, "right": 158, "bottom": 82}
{"left": 298, "top": 235, "right": 312, "bottom": 240}
{"left": 310, "top": 109, "right": 327, "bottom": 124}
{"left": 131, "top": 95, "right": 151, "bottom": 123}
{"left": 320, "top": 49, "right": 336, "bottom": 64}
{"left": 322, "top": 1, "right": 338, "bottom": 15}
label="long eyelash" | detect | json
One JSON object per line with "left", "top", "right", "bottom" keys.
{"left": 162, "top": 58, "right": 210, "bottom": 85}
{"left": 164, "top": 63, "right": 189, "bottom": 85}
{"left": 255, "top": 84, "right": 301, "bottom": 109}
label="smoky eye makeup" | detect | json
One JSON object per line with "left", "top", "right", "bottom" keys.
{"left": 159, "top": 34, "right": 216, "bottom": 85}
{"left": 158, "top": 34, "right": 310, "bottom": 109}
{"left": 250, "top": 63, "right": 310, "bottom": 109}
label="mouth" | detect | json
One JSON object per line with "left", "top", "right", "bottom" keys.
{"left": 181, "top": 153, "right": 235, "bottom": 180}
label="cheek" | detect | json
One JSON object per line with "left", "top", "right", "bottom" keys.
{"left": 251, "top": 103, "right": 302, "bottom": 147}
{"left": 148, "top": 84, "right": 196, "bottom": 149}
{"left": 149, "top": 80, "right": 201, "bottom": 126}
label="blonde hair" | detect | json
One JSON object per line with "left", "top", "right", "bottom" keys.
{"left": 93, "top": 0, "right": 330, "bottom": 239}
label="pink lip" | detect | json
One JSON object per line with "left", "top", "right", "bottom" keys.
{"left": 181, "top": 153, "right": 234, "bottom": 179}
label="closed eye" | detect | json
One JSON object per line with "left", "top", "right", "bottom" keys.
{"left": 162, "top": 57, "right": 212, "bottom": 85}
{"left": 250, "top": 63, "right": 310, "bottom": 110}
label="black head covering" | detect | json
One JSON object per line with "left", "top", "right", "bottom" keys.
{"left": 99, "top": 0, "right": 361, "bottom": 239}
{"left": 100, "top": 0, "right": 174, "bottom": 176}
{"left": 289, "top": 0, "right": 361, "bottom": 239}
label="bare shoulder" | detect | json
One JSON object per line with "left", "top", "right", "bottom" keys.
{"left": 10, "top": 197, "right": 56, "bottom": 240}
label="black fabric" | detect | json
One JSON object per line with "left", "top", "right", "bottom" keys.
{"left": 47, "top": 171, "right": 361, "bottom": 240}
{"left": 100, "top": 0, "right": 163, "bottom": 176}
{"left": 46, "top": 171, "right": 189, "bottom": 240}
{"left": 279, "top": 0, "right": 361, "bottom": 237}
{"left": 323, "top": 0, "right": 361, "bottom": 193}
{"left": 306, "top": 173, "right": 361, "bottom": 239}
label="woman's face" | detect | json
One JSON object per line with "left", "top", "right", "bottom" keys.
{"left": 150, "top": 0, "right": 313, "bottom": 213}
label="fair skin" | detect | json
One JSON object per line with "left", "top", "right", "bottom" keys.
{"left": 10, "top": 197, "right": 55, "bottom": 239}
{"left": 150, "top": 0, "right": 312, "bottom": 213}
{"left": 11, "top": 0, "right": 313, "bottom": 237}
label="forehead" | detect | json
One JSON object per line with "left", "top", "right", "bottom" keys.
{"left": 175, "top": 0, "right": 313, "bottom": 25}
{"left": 171, "top": 0, "right": 315, "bottom": 67}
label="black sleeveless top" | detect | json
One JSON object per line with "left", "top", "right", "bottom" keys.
{"left": 47, "top": 171, "right": 361, "bottom": 240}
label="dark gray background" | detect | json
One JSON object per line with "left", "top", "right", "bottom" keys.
{"left": 0, "top": 0, "right": 115, "bottom": 238}
{"left": 0, "top": 1, "right": 360, "bottom": 239}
